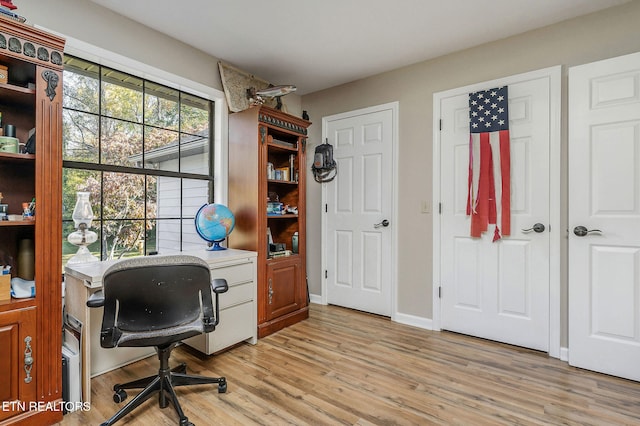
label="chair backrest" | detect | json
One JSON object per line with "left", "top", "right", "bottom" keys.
{"left": 100, "top": 255, "right": 214, "bottom": 347}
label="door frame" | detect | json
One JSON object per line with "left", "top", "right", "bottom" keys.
{"left": 432, "top": 67, "right": 562, "bottom": 358}
{"left": 320, "top": 102, "right": 399, "bottom": 320}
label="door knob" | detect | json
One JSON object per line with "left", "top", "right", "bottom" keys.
{"left": 374, "top": 219, "right": 389, "bottom": 229}
{"left": 573, "top": 226, "right": 602, "bottom": 237}
{"left": 522, "top": 223, "right": 545, "bottom": 233}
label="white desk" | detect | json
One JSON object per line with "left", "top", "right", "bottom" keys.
{"left": 64, "top": 248, "right": 257, "bottom": 403}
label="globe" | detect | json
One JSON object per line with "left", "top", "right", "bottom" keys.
{"left": 194, "top": 203, "right": 235, "bottom": 251}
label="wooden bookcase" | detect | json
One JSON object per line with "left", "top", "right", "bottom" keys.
{"left": 0, "top": 16, "right": 65, "bottom": 425}
{"left": 228, "top": 106, "right": 310, "bottom": 338}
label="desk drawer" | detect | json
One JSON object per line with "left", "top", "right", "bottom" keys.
{"left": 185, "top": 300, "right": 254, "bottom": 354}
{"left": 219, "top": 280, "right": 253, "bottom": 309}
{"left": 212, "top": 261, "right": 253, "bottom": 286}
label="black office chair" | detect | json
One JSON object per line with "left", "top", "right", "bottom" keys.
{"left": 87, "top": 255, "right": 229, "bottom": 426}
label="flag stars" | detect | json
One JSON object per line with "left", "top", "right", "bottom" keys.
{"left": 469, "top": 87, "right": 509, "bottom": 133}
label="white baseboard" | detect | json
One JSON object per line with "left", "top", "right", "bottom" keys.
{"left": 309, "top": 294, "right": 323, "bottom": 305}
{"left": 394, "top": 312, "right": 433, "bottom": 330}
{"left": 309, "top": 296, "right": 433, "bottom": 330}
{"left": 560, "top": 346, "right": 569, "bottom": 362}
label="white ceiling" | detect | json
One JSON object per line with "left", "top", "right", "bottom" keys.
{"left": 90, "top": 0, "right": 629, "bottom": 95}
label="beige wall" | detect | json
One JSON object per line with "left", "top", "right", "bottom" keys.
{"left": 301, "top": 0, "right": 640, "bottom": 344}
{"left": 14, "top": 0, "right": 640, "bottom": 344}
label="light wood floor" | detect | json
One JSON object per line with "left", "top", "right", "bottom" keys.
{"left": 59, "top": 303, "right": 640, "bottom": 425}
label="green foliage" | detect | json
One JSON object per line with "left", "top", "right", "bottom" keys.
{"left": 63, "top": 59, "right": 211, "bottom": 262}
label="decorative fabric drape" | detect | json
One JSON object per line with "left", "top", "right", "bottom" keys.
{"left": 467, "top": 86, "right": 511, "bottom": 242}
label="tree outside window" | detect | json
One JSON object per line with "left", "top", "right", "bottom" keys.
{"left": 62, "top": 56, "right": 214, "bottom": 265}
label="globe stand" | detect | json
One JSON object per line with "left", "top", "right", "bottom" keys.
{"left": 208, "top": 240, "right": 227, "bottom": 251}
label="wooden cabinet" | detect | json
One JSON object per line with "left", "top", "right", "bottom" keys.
{"left": 228, "top": 106, "right": 310, "bottom": 338}
{"left": 0, "top": 308, "right": 36, "bottom": 423}
{"left": 0, "top": 16, "right": 65, "bottom": 425}
{"left": 266, "top": 256, "right": 303, "bottom": 320}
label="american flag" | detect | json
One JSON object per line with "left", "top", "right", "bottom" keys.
{"left": 467, "top": 86, "right": 511, "bottom": 241}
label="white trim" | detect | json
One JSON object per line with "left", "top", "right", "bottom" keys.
{"left": 432, "top": 66, "right": 562, "bottom": 358}
{"left": 308, "top": 294, "right": 324, "bottom": 305}
{"left": 560, "top": 347, "right": 569, "bottom": 362}
{"left": 321, "top": 102, "right": 399, "bottom": 320}
{"left": 44, "top": 29, "right": 230, "bottom": 205}
{"left": 395, "top": 312, "right": 433, "bottom": 330}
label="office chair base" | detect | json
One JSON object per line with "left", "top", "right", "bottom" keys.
{"left": 101, "top": 355, "right": 226, "bottom": 426}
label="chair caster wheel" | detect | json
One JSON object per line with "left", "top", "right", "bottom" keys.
{"left": 218, "top": 378, "right": 227, "bottom": 393}
{"left": 113, "top": 388, "right": 127, "bottom": 403}
{"left": 179, "top": 418, "right": 194, "bottom": 426}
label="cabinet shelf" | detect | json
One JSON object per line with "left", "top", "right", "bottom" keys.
{"left": 0, "top": 152, "right": 35, "bottom": 162}
{"left": 0, "top": 220, "right": 34, "bottom": 227}
{"left": 267, "top": 214, "right": 298, "bottom": 219}
{"left": 267, "top": 141, "right": 298, "bottom": 152}
{"left": 0, "top": 82, "right": 36, "bottom": 108}
{"left": 0, "top": 296, "right": 35, "bottom": 313}
{"left": 266, "top": 253, "right": 300, "bottom": 262}
{"left": 267, "top": 179, "right": 298, "bottom": 185}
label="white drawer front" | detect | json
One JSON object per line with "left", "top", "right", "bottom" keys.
{"left": 218, "top": 281, "right": 253, "bottom": 309}
{"left": 214, "top": 301, "right": 255, "bottom": 351}
{"left": 212, "top": 261, "right": 253, "bottom": 286}
{"left": 185, "top": 301, "right": 255, "bottom": 354}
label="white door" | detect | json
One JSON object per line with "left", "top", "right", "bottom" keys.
{"left": 322, "top": 103, "right": 397, "bottom": 316}
{"left": 568, "top": 52, "right": 640, "bottom": 381}
{"left": 437, "top": 68, "right": 560, "bottom": 352}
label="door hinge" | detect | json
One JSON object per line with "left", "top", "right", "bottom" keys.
{"left": 325, "top": 270, "right": 328, "bottom": 279}
{"left": 439, "top": 119, "right": 442, "bottom": 131}
{"left": 438, "top": 286, "right": 442, "bottom": 299}
{"left": 325, "top": 204, "right": 328, "bottom": 213}
{"left": 439, "top": 203, "right": 442, "bottom": 214}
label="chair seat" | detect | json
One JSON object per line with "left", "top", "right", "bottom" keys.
{"left": 116, "top": 317, "right": 204, "bottom": 348}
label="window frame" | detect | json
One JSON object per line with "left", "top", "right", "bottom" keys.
{"left": 61, "top": 36, "right": 228, "bottom": 261}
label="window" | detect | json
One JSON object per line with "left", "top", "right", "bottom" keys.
{"left": 62, "top": 55, "right": 215, "bottom": 265}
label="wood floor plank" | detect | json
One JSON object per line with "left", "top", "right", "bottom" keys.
{"left": 58, "top": 304, "right": 640, "bottom": 425}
